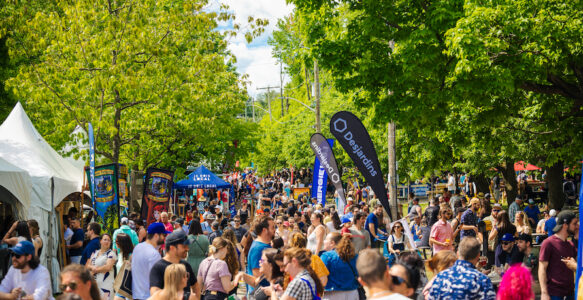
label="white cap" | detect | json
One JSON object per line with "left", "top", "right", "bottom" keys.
{"left": 549, "top": 209, "right": 557, "bottom": 217}
{"left": 121, "top": 217, "right": 129, "bottom": 224}
{"left": 347, "top": 197, "right": 354, "bottom": 202}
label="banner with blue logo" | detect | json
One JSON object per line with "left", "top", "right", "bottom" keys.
{"left": 311, "top": 139, "right": 334, "bottom": 205}
{"left": 88, "top": 123, "right": 96, "bottom": 210}
{"left": 576, "top": 161, "right": 583, "bottom": 297}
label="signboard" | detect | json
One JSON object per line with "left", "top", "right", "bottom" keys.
{"left": 86, "top": 164, "right": 120, "bottom": 234}
{"left": 141, "top": 168, "right": 174, "bottom": 226}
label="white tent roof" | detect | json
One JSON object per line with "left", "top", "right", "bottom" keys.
{"left": 0, "top": 102, "right": 83, "bottom": 208}
{"left": 0, "top": 156, "right": 32, "bottom": 209}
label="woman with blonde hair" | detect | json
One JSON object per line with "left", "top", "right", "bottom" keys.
{"left": 422, "top": 250, "right": 457, "bottom": 299}
{"left": 514, "top": 211, "right": 532, "bottom": 235}
{"left": 262, "top": 247, "right": 324, "bottom": 300}
{"left": 320, "top": 233, "right": 359, "bottom": 300}
{"left": 197, "top": 237, "right": 243, "bottom": 299}
{"left": 289, "top": 232, "right": 329, "bottom": 287}
{"left": 149, "top": 263, "right": 189, "bottom": 300}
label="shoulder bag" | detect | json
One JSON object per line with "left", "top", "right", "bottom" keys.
{"left": 347, "top": 260, "right": 366, "bottom": 300}
{"left": 113, "top": 260, "right": 133, "bottom": 300}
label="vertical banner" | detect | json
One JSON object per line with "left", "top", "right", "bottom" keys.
{"left": 230, "top": 185, "right": 236, "bottom": 218}
{"left": 88, "top": 123, "right": 96, "bottom": 210}
{"left": 118, "top": 165, "right": 129, "bottom": 217}
{"left": 86, "top": 164, "right": 120, "bottom": 234}
{"left": 310, "top": 134, "right": 345, "bottom": 209}
{"left": 576, "top": 161, "right": 583, "bottom": 298}
{"left": 141, "top": 168, "right": 174, "bottom": 226}
{"left": 329, "top": 111, "right": 392, "bottom": 218}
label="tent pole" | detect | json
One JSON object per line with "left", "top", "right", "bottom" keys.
{"left": 49, "top": 178, "right": 54, "bottom": 289}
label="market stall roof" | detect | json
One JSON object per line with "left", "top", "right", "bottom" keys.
{"left": 174, "top": 165, "right": 231, "bottom": 189}
{"left": 514, "top": 161, "right": 541, "bottom": 171}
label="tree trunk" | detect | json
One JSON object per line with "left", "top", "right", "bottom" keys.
{"left": 113, "top": 90, "right": 122, "bottom": 164}
{"left": 546, "top": 161, "right": 565, "bottom": 209}
{"left": 499, "top": 160, "right": 518, "bottom": 205}
{"left": 474, "top": 173, "right": 490, "bottom": 194}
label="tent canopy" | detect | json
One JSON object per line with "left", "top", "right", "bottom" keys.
{"left": 175, "top": 165, "right": 231, "bottom": 189}
{"left": 514, "top": 161, "right": 541, "bottom": 171}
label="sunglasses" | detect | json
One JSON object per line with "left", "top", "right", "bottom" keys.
{"left": 394, "top": 226, "right": 402, "bottom": 229}
{"left": 502, "top": 241, "right": 513, "bottom": 245}
{"left": 59, "top": 281, "right": 78, "bottom": 291}
{"left": 12, "top": 254, "right": 23, "bottom": 259}
{"left": 391, "top": 275, "right": 409, "bottom": 287}
{"left": 234, "top": 220, "right": 241, "bottom": 223}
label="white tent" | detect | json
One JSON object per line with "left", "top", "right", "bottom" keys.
{"left": 0, "top": 102, "right": 83, "bottom": 289}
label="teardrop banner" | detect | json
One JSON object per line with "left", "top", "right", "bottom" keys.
{"left": 329, "top": 111, "right": 391, "bottom": 218}
{"left": 310, "top": 133, "right": 346, "bottom": 212}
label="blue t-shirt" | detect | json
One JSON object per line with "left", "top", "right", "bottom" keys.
{"left": 365, "top": 213, "right": 379, "bottom": 239}
{"left": 69, "top": 228, "right": 85, "bottom": 257}
{"left": 80, "top": 237, "right": 100, "bottom": 265}
{"left": 523, "top": 205, "right": 540, "bottom": 225}
{"left": 246, "top": 240, "right": 271, "bottom": 292}
{"left": 320, "top": 250, "right": 359, "bottom": 291}
{"left": 545, "top": 217, "right": 557, "bottom": 237}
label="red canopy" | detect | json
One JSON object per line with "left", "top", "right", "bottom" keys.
{"left": 514, "top": 161, "right": 541, "bottom": 171}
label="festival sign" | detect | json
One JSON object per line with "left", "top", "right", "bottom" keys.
{"left": 86, "top": 163, "right": 120, "bottom": 234}
{"left": 329, "top": 111, "right": 392, "bottom": 218}
{"left": 118, "top": 165, "right": 129, "bottom": 217}
{"left": 142, "top": 168, "right": 174, "bottom": 226}
{"left": 310, "top": 134, "right": 345, "bottom": 208}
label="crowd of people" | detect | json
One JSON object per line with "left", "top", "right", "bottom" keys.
{"left": 0, "top": 169, "right": 580, "bottom": 300}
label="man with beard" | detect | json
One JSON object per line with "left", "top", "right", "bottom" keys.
{"left": 0, "top": 241, "right": 52, "bottom": 300}
{"left": 366, "top": 204, "right": 388, "bottom": 248}
{"left": 132, "top": 223, "right": 170, "bottom": 300}
{"left": 539, "top": 210, "right": 579, "bottom": 300}
{"left": 350, "top": 212, "right": 371, "bottom": 252}
{"left": 460, "top": 198, "right": 480, "bottom": 239}
{"left": 149, "top": 230, "right": 199, "bottom": 299}
{"left": 246, "top": 215, "right": 275, "bottom": 295}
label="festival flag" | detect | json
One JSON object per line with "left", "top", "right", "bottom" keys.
{"left": 576, "top": 160, "right": 583, "bottom": 297}
{"left": 141, "top": 168, "right": 174, "bottom": 226}
{"left": 311, "top": 138, "right": 334, "bottom": 205}
{"left": 88, "top": 123, "right": 95, "bottom": 211}
{"left": 329, "top": 111, "right": 391, "bottom": 218}
{"left": 310, "top": 134, "right": 345, "bottom": 210}
{"left": 86, "top": 163, "right": 120, "bottom": 234}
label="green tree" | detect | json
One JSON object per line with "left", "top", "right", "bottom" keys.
{"left": 289, "top": 0, "right": 583, "bottom": 208}
{"left": 5, "top": 0, "right": 262, "bottom": 172}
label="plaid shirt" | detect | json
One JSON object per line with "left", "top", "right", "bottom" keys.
{"left": 284, "top": 270, "right": 317, "bottom": 300}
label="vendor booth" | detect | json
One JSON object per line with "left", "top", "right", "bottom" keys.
{"left": 174, "top": 165, "right": 232, "bottom": 217}
{"left": 0, "top": 103, "right": 83, "bottom": 289}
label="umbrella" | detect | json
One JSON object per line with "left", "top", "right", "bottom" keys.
{"left": 514, "top": 161, "right": 541, "bottom": 171}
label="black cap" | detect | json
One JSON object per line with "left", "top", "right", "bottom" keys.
{"left": 553, "top": 210, "right": 577, "bottom": 233}
{"left": 165, "top": 230, "right": 191, "bottom": 247}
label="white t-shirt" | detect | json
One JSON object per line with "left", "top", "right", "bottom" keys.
{"left": 131, "top": 242, "right": 161, "bottom": 299}
{"left": 447, "top": 175, "right": 456, "bottom": 191}
{"left": 0, "top": 265, "right": 53, "bottom": 300}
{"left": 374, "top": 293, "right": 411, "bottom": 300}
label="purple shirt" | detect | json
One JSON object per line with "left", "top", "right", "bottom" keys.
{"left": 197, "top": 257, "right": 231, "bottom": 293}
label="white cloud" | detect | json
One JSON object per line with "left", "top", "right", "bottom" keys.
{"left": 211, "top": 0, "right": 294, "bottom": 97}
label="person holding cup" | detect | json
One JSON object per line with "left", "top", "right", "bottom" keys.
{"left": 430, "top": 208, "right": 454, "bottom": 253}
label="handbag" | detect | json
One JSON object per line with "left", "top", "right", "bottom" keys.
{"left": 113, "top": 260, "right": 133, "bottom": 300}
{"left": 347, "top": 260, "right": 366, "bottom": 300}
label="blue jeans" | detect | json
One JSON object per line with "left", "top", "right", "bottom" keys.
{"left": 550, "top": 295, "right": 574, "bottom": 300}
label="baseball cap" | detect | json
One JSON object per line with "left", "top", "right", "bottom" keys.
{"left": 165, "top": 230, "right": 191, "bottom": 247}
{"left": 347, "top": 197, "right": 354, "bottom": 202}
{"left": 528, "top": 199, "right": 535, "bottom": 205}
{"left": 517, "top": 233, "right": 532, "bottom": 244}
{"left": 477, "top": 192, "right": 485, "bottom": 198}
{"left": 341, "top": 216, "right": 352, "bottom": 224}
{"left": 501, "top": 233, "right": 515, "bottom": 242}
{"left": 553, "top": 210, "right": 577, "bottom": 233}
{"left": 121, "top": 217, "right": 129, "bottom": 225}
{"left": 492, "top": 203, "right": 502, "bottom": 210}
{"left": 549, "top": 209, "right": 557, "bottom": 217}
{"left": 10, "top": 241, "right": 35, "bottom": 256}
{"left": 147, "top": 222, "right": 171, "bottom": 234}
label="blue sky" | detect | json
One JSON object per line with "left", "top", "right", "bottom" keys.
{"left": 211, "top": 0, "right": 294, "bottom": 97}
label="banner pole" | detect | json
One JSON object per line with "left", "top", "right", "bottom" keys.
{"left": 576, "top": 160, "right": 583, "bottom": 297}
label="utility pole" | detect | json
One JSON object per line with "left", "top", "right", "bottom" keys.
{"left": 280, "top": 62, "right": 285, "bottom": 117}
{"left": 388, "top": 121, "right": 398, "bottom": 220}
{"left": 257, "top": 86, "right": 279, "bottom": 123}
{"left": 314, "top": 60, "right": 321, "bottom": 133}
{"left": 252, "top": 97, "right": 255, "bottom": 122}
